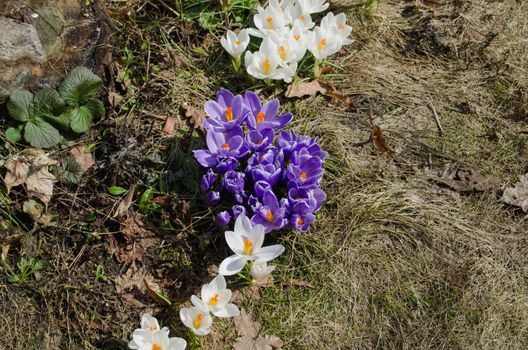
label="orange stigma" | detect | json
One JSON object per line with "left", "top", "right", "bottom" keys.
{"left": 262, "top": 59, "right": 271, "bottom": 74}
{"left": 257, "top": 111, "right": 265, "bottom": 123}
{"left": 222, "top": 143, "right": 230, "bottom": 149}
{"left": 293, "top": 34, "right": 300, "bottom": 41}
{"left": 265, "top": 211, "right": 273, "bottom": 222}
{"left": 279, "top": 46, "right": 286, "bottom": 60}
{"left": 300, "top": 171, "right": 307, "bottom": 181}
{"left": 317, "top": 38, "right": 327, "bottom": 51}
{"left": 225, "top": 107, "right": 233, "bottom": 121}
{"left": 297, "top": 217, "right": 304, "bottom": 225}
{"left": 266, "top": 17, "right": 273, "bottom": 23}
{"left": 300, "top": 15, "right": 305, "bottom": 21}
{"left": 148, "top": 325, "right": 158, "bottom": 331}
{"left": 152, "top": 344, "right": 161, "bottom": 350}
{"left": 193, "top": 313, "right": 203, "bottom": 328}
{"left": 236, "top": 40, "right": 241, "bottom": 45}
{"left": 244, "top": 239, "right": 253, "bottom": 255}
{"left": 209, "top": 294, "right": 219, "bottom": 305}
{"left": 338, "top": 24, "right": 345, "bottom": 30}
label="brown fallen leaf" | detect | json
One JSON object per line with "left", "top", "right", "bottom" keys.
{"left": 233, "top": 308, "right": 282, "bottom": 350}
{"left": 107, "top": 91, "right": 123, "bottom": 107}
{"left": 106, "top": 214, "right": 157, "bottom": 263}
{"left": 69, "top": 145, "right": 95, "bottom": 172}
{"left": 162, "top": 116, "right": 178, "bottom": 136}
{"left": 431, "top": 168, "right": 497, "bottom": 192}
{"left": 501, "top": 174, "right": 528, "bottom": 211}
{"left": 285, "top": 279, "right": 314, "bottom": 289}
{"left": 371, "top": 126, "right": 392, "bottom": 154}
{"left": 285, "top": 80, "right": 335, "bottom": 98}
{"left": 113, "top": 184, "right": 136, "bottom": 218}
{"left": 114, "top": 263, "right": 160, "bottom": 307}
{"left": 22, "top": 199, "right": 57, "bottom": 227}
{"left": 181, "top": 103, "right": 205, "bottom": 134}
{"left": 4, "top": 149, "right": 57, "bottom": 207}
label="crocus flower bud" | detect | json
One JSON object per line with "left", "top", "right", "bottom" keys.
{"left": 250, "top": 260, "right": 276, "bottom": 281}
{"left": 232, "top": 205, "right": 247, "bottom": 219}
{"left": 200, "top": 169, "right": 218, "bottom": 192}
{"left": 205, "top": 191, "right": 221, "bottom": 206}
{"left": 216, "top": 211, "right": 231, "bottom": 227}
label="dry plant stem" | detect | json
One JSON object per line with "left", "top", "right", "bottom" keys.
{"left": 428, "top": 101, "right": 444, "bottom": 136}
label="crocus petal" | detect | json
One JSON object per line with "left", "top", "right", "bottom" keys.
{"left": 211, "top": 274, "right": 227, "bottom": 291}
{"left": 191, "top": 295, "right": 208, "bottom": 312}
{"left": 272, "top": 112, "right": 293, "bottom": 130}
{"left": 204, "top": 101, "right": 224, "bottom": 120}
{"left": 213, "top": 303, "right": 240, "bottom": 318}
{"left": 219, "top": 255, "right": 248, "bottom": 276}
{"left": 225, "top": 230, "right": 245, "bottom": 255}
{"left": 262, "top": 99, "right": 279, "bottom": 121}
{"left": 193, "top": 150, "right": 217, "bottom": 168}
{"left": 234, "top": 214, "right": 254, "bottom": 235}
{"left": 245, "top": 91, "right": 262, "bottom": 113}
{"left": 254, "top": 244, "right": 285, "bottom": 262}
{"left": 169, "top": 337, "right": 187, "bottom": 350}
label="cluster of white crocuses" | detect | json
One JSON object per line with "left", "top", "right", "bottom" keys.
{"left": 220, "top": 0, "right": 353, "bottom": 82}
{"left": 129, "top": 215, "right": 284, "bottom": 348}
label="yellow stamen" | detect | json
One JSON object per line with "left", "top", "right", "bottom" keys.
{"left": 279, "top": 46, "right": 286, "bottom": 61}
{"left": 222, "top": 143, "right": 230, "bottom": 149}
{"left": 236, "top": 40, "right": 241, "bottom": 45}
{"left": 317, "top": 38, "right": 327, "bottom": 51}
{"left": 209, "top": 294, "right": 219, "bottom": 305}
{"left": 148, "top": 325, "right": 158, "bottom": 331}
{"left": 300, "top": 171, "right": 307, "bottom": 181}
{"left": 257, "top": 111, "right": 265, "bottom": 124}
{"left": 300, "top": 15, "right": 305, "bottom": 20}
{"left": 152, "top": 344, "right": 161, "bottom": 350}
{"left": 338, "top": 24, "right": 345, "bottom": 30}
{"left": 293, "top": 34, "right": 300, "bottom": 41}
{"left": 225, "top": 107, "right": 233, "bottom": 121}
{"left": 193, "top": 313, "right": 203, "bottom": 328}
{"left": 262, "top": 59, "right": 271, "bottom": 74}
{"left": 244, "top": 239, "right": 253, "bottom": 255}
{"left": 265, "top": 211, "right": 273, "bottom": 222}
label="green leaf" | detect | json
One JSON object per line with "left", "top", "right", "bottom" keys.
{"left": 7, "top": 89, "right": 34, "bottom": 122}
{"left": 109, "top": 186, "right": 127, "bottom": 196}
{"left": 58, "top": 67, "right": 102, "bottom": 106}
{"left": 5, "top": 127, "right": 22, "bottom": 143}
{"left": 69, "top": 106, "right": 93, "bottom": 133}
{"left": 85, "top": 99, "right": 105, "bottom": 118}
{"left": 57, "top": 157, "right": 83, "bottom": 184}
{"left": 24, "top": 117, "right": 61, "bottom": 148}
{"left": 44, "top": 112, "right": 71, "bottom": 130}
{"left": 34, "top": 88, "right": 65, "bottom": 115}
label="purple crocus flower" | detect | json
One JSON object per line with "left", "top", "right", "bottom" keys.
{"left": 286, "top": 156, "right": 324, "bottom": 189}
{"left": 290, "top": 212, "right": 316, "bottom": 233}
{"left": 251, "top": 190, "right": 287, "bottom": 233}
{"left": 248, "top": 195, "right": 262, "bottom": 212}
{"left": 223, "top": 170, "right": 245, "bottom": 195}
{"left": 204, "top": 88, "right": 248, "bottom": 131}
{"left": 232, "top": 205, "right": 247, "bottom": 219}
{"left": 200, "top": 169, "right": 217, "bottom": 192}
{"left": 216, "top": 156, "right": 239, "bottom": 174}
{"left": 245, "top": 128, "right": 274, "bottom": 152}
{"left": 254, "top": 180, "right": 272, "bottom": 198}
{"left": 251, "top": 163, "right": 282, "bottom": 187}
{"left": 193, "top": 126, "right": 249, "bottom": 168}
{"left": 247, "top": 147, "right": 284, "bottom": 169}
{"left": 288, "top": 187, "right": 326, "bottom": 212}
{"left": 216, "top": 211, "right": 231, "bottom": 227}
{"left": 245, "top": 91, "right": 293, "bottom": 131}
{"left": 205, "top": 191, "right": 220, "bottom": 206}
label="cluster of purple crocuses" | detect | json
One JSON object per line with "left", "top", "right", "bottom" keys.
{"left": 193, "top": 88, "right": 327, "bottom": 233}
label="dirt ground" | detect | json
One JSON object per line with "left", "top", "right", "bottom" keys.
{"left": 1, "top": 0, "right": 528, "bottom": 349}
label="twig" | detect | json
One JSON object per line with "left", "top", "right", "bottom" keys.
{"left": 428, "top": 101, "right": 444, "bottom": 136}
{"left": 141, "top": 110, "right": 168, "bottom": 121}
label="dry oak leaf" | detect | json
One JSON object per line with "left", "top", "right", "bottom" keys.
{"left": 114, "top": 263, "right": 160, "bottom": 308}
{"left": 107, "top": 214, "right": 157, "bottom": 263}
{"left": 162, "top": 116, "right": 178, "bottom": 136}
{"left": 433, "top": 168, "right": 497, "bottom": 192}
{"left": 4, "top": 148, "right": 57, "bottom": 206}
{"left": 69, "top": 145, "right": 95, "bottom": 172}
{"left": 371, "top": 126, "right": 392, "bottom": 154}
{"left": 181, "top": 103, "right": 205, "bottom": 134}
{"left": 233, "top": 308, "right": 282, "bottom": 350}
{"left": 501, "top": 174, "right": 528, "bottom": 212}
{"left": 285, "top": 80, "right": 335, "bottom": 98}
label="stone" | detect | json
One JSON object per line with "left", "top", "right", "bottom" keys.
{"left": 0, "top": 0, "right": 111, "bottom": 103}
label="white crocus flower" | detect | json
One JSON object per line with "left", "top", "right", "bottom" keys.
{"left": 296, "top": 0, "right": 329, "bottom": 14}
{"left": 129, "top": 314, "right": 186, "bottom": 350}
{"left": 307, "top": 25, "right": 342, "bottom": 60}
{"left": 245, "top": 38, "right": 296, "bottom": 82}
{"left": 320, "top": 12, "right": 353, "bottom": 46}
{"left": 288, "top": 3, "right": 315, "bottom": 30}
{"left": 220, "top": 29, "right": 250, "bottom": 59}
{"left": 253, "top": 5, "right": 287, "bottom": 36}
{"left": 269, "top": 0, "right": 295, "bottom": 24}
{"left": 180, "top": 306, "right": 213, "bottom": 336}
{"left": 250, "top": 260, "right": 276, "bottom": 281}
{"left": 191, "top": 274, "right": 240, "bottom": 318}
{"left": 268, "top": 31, "right": 305, "bottom": 67}
{"left": 219, "top": 214, "right": 285, "bottom": 276}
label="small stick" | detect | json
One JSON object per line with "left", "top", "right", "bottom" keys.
{"left": 142, "top": 110, "right": 168, "bottom": 121}
{"left": 428, "top": 101, "right": 444, "bottom": 136}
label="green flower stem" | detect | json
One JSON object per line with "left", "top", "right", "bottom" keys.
{"left": 314, "top": 59, "right": 321, "bottom": 79}
{"left": 187, "top": 330, "right": 202, "bottom": 349}
{"left": 231, "top": 56, "right": 241, "bottom": 74}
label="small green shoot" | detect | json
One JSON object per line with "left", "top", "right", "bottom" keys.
{"left": 7, "top": 257, "right": 43, "bottom": 283}
{"left": 95, "top": 264, "right": 108, "bottom": 283}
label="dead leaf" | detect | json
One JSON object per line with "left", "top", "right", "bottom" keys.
{"left": 113, "top": 184, "right": 136, "bottom": 218}
{"left": 371, "top": 126, "right": 392, "bottom": 154}
{"left": 285, "top": 80, "right": 335, "bottom": 98}
{"left": 114, "top": 263, "right": 160, "bottom": 307}
{"left": 181, "top": 103, "right": 205, "bottom": 134}
{"left": 233, "top": 308, "right": 282, "bottom": 350}
{"left": 432, "top": 168, "right": 497, "bottom": 192}
{"left": 4, "top": 149, "right": 57, "bottom": 207}
{"left": 501, "top": 174, "right": 528, "bottom": 211}
{"left": 162, "top": 116, "right": 178, "bottom": 136}
{"left": 107, "top": 91, "right": 123, "bottom": 107}
{"left": 106, "top": 214, "right": 157, "bottom": 263}
{"left": 69, "top": 145, "right": 95, "bottom": 172}
{"left": 22, "top": 199, "right": 57, "bottom": 227}
{"left": 285, "top": 279, "right": 314, "bottom": 289}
